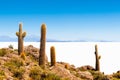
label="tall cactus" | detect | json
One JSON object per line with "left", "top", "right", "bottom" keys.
{"left": 16, "top": 23, "right": 26, "bottom": 55}
{"left": 50, "top": 46, "right": 56, "bottom": 66}
{"left": 39, "top": 24, "right": 46, "bottom": 68}
{"left": 95, "top": 44, "right": 101, "bottom": 71}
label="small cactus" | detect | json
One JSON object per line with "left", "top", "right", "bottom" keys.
{"left": 16, "top": 23, "right": 26, "bottom": 55}
{"left": 95, "top": 44, "right": 101, "bottom": 71}
{"left": 39, "top": 24, "right": 46, "bottom": 68}
{"left": 65, "top": 64, "right": 69, "bottom": 69}
{"left": 50, "top": 46, "right": 56, "bottom": 66}
{"left": 20, "top": 52, "right": 26, "bottom": 60}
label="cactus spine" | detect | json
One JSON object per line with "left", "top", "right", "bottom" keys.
{"left": 50, "top": 46, "right": 56, "bottom": 66}
{"left": 39, "top": 24, "right": 46, "bottom": 68}
{"left": 95, "top": 44, "right": 101, "bottom": 71}
{"left": 16, "top": 23, "right": 26, "bottom": 55}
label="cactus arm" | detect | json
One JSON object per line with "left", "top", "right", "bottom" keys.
{"left": 16, "top": 32, "right": 19, "bottom": 36}
{"left": 22, "top": 32, "right": 26, "bottom": 38}
{"left": 99, "top": 55, "right": 101, "bottom": 59}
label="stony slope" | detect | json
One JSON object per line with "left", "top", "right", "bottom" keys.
{"left": 0, "top": 45, "right": 119, "bottom": 80}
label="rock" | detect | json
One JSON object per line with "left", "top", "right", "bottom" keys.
{"left": 105, "top": 75, "right": 112, "bottom": 80}
{"left": 24, "top": 45, "right": 48, "bottom": 63}
{"left": 24, "top": 45, "right": 39, "bottom": 54}
{"left": 77, "top": 71, "right": 93, "bottom": 80}
{"left": 6, "top": 76, "right": 13, "bottom": 80}
{"left": 77, "top": 65, "right": 95, "bottom": 71}
{"left": 57, "top": 62, "right": 77, "bottom": 71}
{"left": 50, "top": 66, "right": 80, "bottom": 80}
{"left": 117, "top": 70, "right": 120, "bottom": 73}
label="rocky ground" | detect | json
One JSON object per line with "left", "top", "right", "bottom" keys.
{"left": 0, "top": 45, "right": 120, "bottom": 80}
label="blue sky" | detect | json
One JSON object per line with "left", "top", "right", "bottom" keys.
{"left": 0, "top": 0, "right": 120, "bottom": 41}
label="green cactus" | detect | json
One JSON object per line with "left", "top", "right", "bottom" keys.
{"left": 16, "top": 23, "right": 26, "bottom": 55}
{"left": 39, "top": 24, "right": 46, "bottom": 68}
{"left": 95, "top": 44, "right": 101, "bottom": 71}
{"left": 50, "top": 46, "right": 56, "bottom": 66}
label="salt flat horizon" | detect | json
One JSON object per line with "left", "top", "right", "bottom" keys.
{"left": 0, "top": 42, "right": 120, "bottom": 74}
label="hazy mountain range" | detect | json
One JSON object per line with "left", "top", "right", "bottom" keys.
{"left": 0, "top": 35, "right": 113, "bottom": 42}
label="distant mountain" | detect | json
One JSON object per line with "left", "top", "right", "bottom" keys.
{"left": 0, "top": 35, "right": 115, "bottom": 42}
{"left": 0, "top": 35, "right": 39, "bottom": 42}
{"left": 0, "top": 36, "right": 17, "bottom": 42}
{"left": 25, "top": 35, "right": 39, "bottom": 42}
{"left": 99, "top": 40, "right": 113, "bottom": 42}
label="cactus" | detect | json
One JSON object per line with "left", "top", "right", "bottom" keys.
{"left": 65, "top": 64, "right": 69, "bottom": 69}
{"left": 20, "top": 52, "right": 26, "bottom": 60}
{"left": 16, "top": 23, "right": 26, "bottom": 55}
{"left": 50, "top": 46, "right": 56, "bottom": 66}
{"left": 39, "top": 24, "right": 46, "bottom": 68}
{"left": 95, "top": 44, "right": 101, "bottom": 71}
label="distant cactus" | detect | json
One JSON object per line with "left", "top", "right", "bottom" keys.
{"left": 95, "top": 44, "right": 101, "bottom": 71}
{"left": 50, "top": 46, "right": 56, "bottom": 66}
{"left": 65, "top": 64, "right": 69, "bottom": 69}
{"left": 16, "top": 23, "right": 26, "bottom": 55}
{"left": 39, "top": 24, "right": 46, "bottom": 68}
